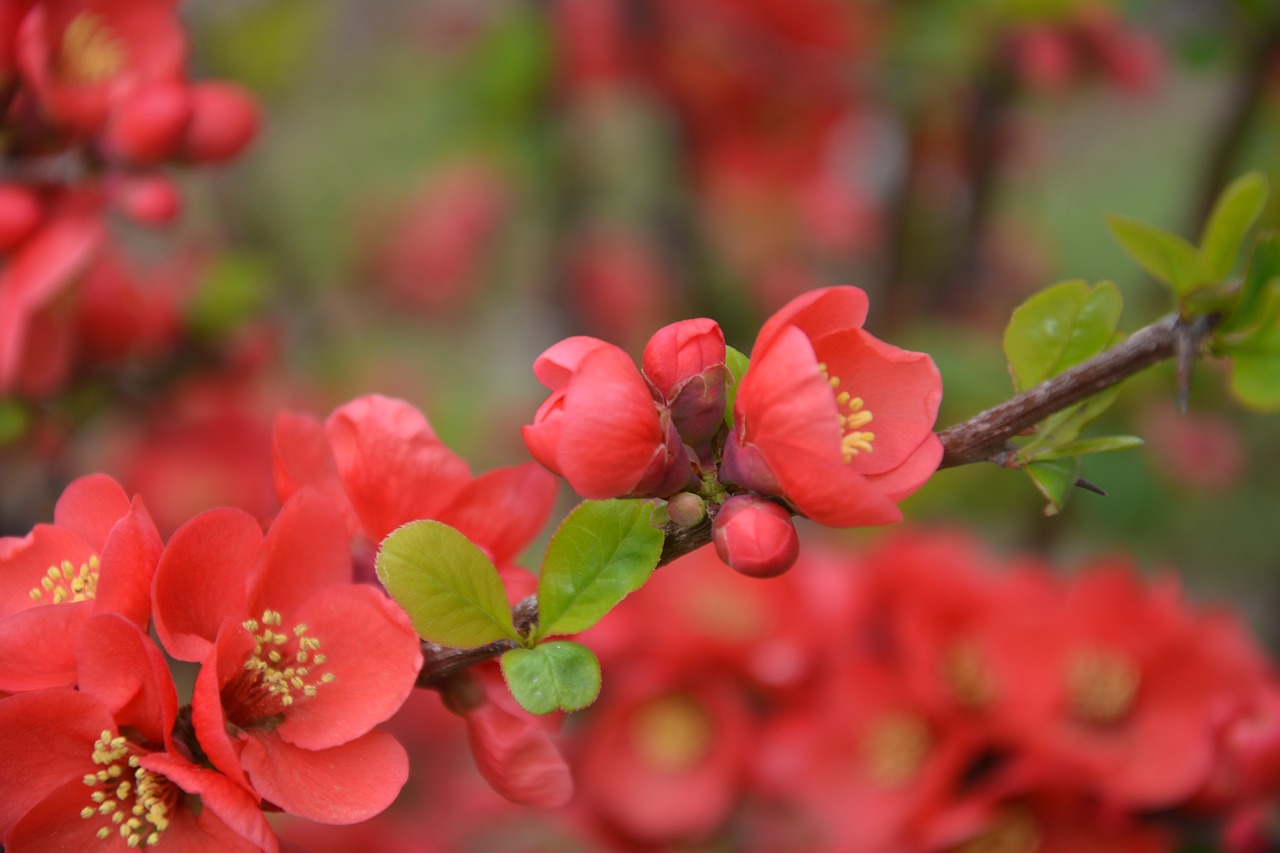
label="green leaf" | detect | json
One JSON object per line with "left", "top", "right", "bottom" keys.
{"left": 1031, "top": 435, "right": 1144, "bottom": 461}
{"left": 1004, "top": 280, "right": 1123, "bottom": 391}
{"left": 500, "top": 641, "right": 601, "bottom": 715}
{"left": 1226, "top": 324, "right": 1280, "bottom": 411}
{"left": 1107, "top": 215, "right": 1216, "bottom": 296}
{"left": 1018, "top": 384, "right": 1122, "bottom": 456}
{"left": 1201, "top": 172, "right": 1269, "bottom": 280}
{"left": 533, "top": 499, "right": 665, "bottom": 641}
{"left": 1024, "top": 458, "right": 1081, "bottom": 517}
{"left": 723, "top": 345, "right": 750, "bottom": 428}
{"left": 375, "top": 520, "right": 519, "bottom": 648}
{"left": 1221, "top": 231, "right": 1280, "bottom": 337}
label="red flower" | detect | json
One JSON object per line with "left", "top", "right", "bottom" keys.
{"left": 151, "top": 490, "right": 423, "bottom": 824}
{"left": 0, "top": 474, "right": 160, "bottom": 692}
{"left": 722, "top": 286, "right": 942, "bottom": 527}
{"left": 0, "top": 614, "right": 276, "bottom": 852}
{"left": 523, "top": 336, "right": 692, "bottom": 499}
{"left": 642, "top": 317, "right": 729, "bottom": 447}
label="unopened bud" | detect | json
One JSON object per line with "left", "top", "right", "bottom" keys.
{"left": 712, "top": 495, "right": 798, "bottom": 579}
{"left": 666, "top": 492, "right": 707, "bottom": 528}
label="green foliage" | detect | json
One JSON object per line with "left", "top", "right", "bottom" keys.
{"left": 500, "top": 641, "right": 601, "bottom": 715}
{"left": 1201, "top": 172, "right": 1269, "bottom": 279}
{"left": 1004, "top": 280, "right": 1123, "bottom": 391}
{"left": 723, "top": 345, "right": 750, "bottom": 428}
{"left": 0, "top": 400, "right": 28, "bottom": 445}
{"left": 1216, "top": 231, "right": 1280, "bottom": 410}
{"left": 1024, "top": 458, "right": 1081, "bottom": 517}
{"left": 375, "top": 520, "right": 520, "bottom": 648}
{"left": 533, "top": 500, "right": 665, "bottom": 642}
{"left": 1106, "top": 216, "right": 1215, "bottom": 298}
{"left": 199, "top": 0, "right": 330, "bottom": 95}
{"left": 188, "top": 253, "right": 271, "bottom": 340}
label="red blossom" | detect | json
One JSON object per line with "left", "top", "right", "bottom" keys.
{"left": 0, "top": 474, "right": 160, "bottom": 692}
{"left": 722, "top": 286, "right": 943, "bottom": 527}
{"left": 151, "top": 490, "right": 423, "bottom": 824}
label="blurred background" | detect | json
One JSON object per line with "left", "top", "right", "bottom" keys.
{"left": 4, "top": 0, "right": 1280, "bottom": 847}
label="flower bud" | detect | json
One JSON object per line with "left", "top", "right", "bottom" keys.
{"left": 110, "top": 174, "right": 181, "bottom": 226}
{"left": 104, "top": 82, "right": 192, "bottom": 165}
{"left": 183, "top": 82, "right": 260, "bottom": 164}
{"left": 666, "top": 492, "right": 707, "bottom": 528}
{"left": 712, "top": 495, "right": 799, "bottom": 579}
{"left": 643, "top": 318, "right": 729, "bottom": 446}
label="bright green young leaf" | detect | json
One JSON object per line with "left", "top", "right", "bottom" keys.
{"left": 723, "top": 345, "right": 750, "bottom": 428}
{"left": 1201, "top": 172, "right": 1269, "bottom": 280}
{"left": 1004, "top": 280, "right": 1123, "bottom": 391}
{"left": 1221, "top": 231, "right": 1280, "bottom": 338}
{"left": 375, "top": 520, "right": 519, "bottom": 648}
{"left": 534, "top": 500, "right": 665, "bottom": 642}
{"left": 1017, "top": 385, "right": 1122, "bottom": 457}
{"left": 1107, "top": 215, "right": 1215, "bottom": 297}
{"left": 1024, "top": 458, "right": 1081, "bottom": 517}
{"left": 1031, "top": 435, "right": 1144, "bottom": 461}
{"left": 1225, "top": 323, "right": 1280, "bottom": 411}
{"left": 500, "top": 641, "right": 601, "bottom": 715}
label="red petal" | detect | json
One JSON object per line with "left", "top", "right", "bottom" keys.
{"left": 0, "top": 602, "right": 88, "bottom": 691}
{"left": 0, "top": 523, "right": 94, "bottom": 615}
{"left": 92, "top": 495, "right": 162, "bottom": 629}
{"left": 864, "top": 433, "right": 944, "bottom": 502}
{"left": 436, "top": 462, "right": 558, "bottom": 566}
{"left": 246, "top": 489, "right": 352, "bottom": 620}
{"left": 753, "top": 286, "right": 868, "bottom": 354}
{"left": 0, "top": 689, "right": 111, "bottom": 835}
{"left": 558, "top": 345, "right": 666, "bottom": 499}
{"left": 239, "top": 729, "right": 409, "bottom": 825}
{"left": 641, "top": 318, "right": 725, "bottom": 399}
{"left": 192, "top": 623, "right": 254, "bottom": 791}
{"left": 52, "top": 474, "right": 130, "bottom": 552}
{"left": 464, "top": 700, "right": 573, "bottom": 807}
{"left": 152, "top": 508, "right": 261, "bottom": 662}
{"left": 272, "top": 410, "right": 354, "bottom": 530}
{"left": 531, "top": 335, "right": 611, "bottom": 389}
{"left": 324, "top": 395, "right": 471, "bottom": 542}
{"left": 521, "top": 390, "right": 567, "bottom": 476}
{"left": 76, "top": 614, "right": 176, "bottom": 748}
{"left": 140, "top": 752, "right": 279, "bottom": 853}
{"left": 274, "top": 584, "right": 422, "bottom": 750}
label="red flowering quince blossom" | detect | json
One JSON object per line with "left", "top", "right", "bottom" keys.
{"left": 0, "top": 473, "right": 160, "bottom": 691}
{"left": 722, "top": 286, "right": 943, "bottom": 527}
{"left": 151, "top": 489, "right": 424, "bottom": 824}
{"left": 273, "top": 393, "right": 557, "bottom": 565}
{"left": 14, "top": 0, "right": 185, "bottom": 134}
{"left": 523, "top": 333, "right": 695, "bottom": 499}
{"left": 0, "top": 613, "right": 276, "bottom": 852}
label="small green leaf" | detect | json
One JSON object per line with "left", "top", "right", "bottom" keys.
{"left": 375, "top": 520, "right": 519, "bottom": 648}
{"left": 1018, "top": 384, "right": 1122, "bottom": 457}
{"left": 534, "top": 500, "right": 665, "bottom": 641}
{"left": 1024, "top": 458, "right": 1081, "bottom": 517}
{"left": 1031, "top": 435, "right": 1144, "bottom": 461}
{"left": 1107, "top": 215, "right": 1215, "bottom": 296}
{"left": 723, "top": 345, "right": 750, "bottom": 428}
{"left": 1201, "top": 172, "right": 1269, "bottom": 280}
{"left": 1004, "top": 280, "right": 1123, "bottom": 391}
{"left": 1226, "top": 324, "right": 1280, "bottom": 411}
{"left": 500, "top": 641, "right": 601, "bottom": 715}
{"left": 1221, "top": 231, "right": 1280, "bottom": 337}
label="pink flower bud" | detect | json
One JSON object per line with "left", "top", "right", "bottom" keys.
{"left": 666, "top": 491, "right": 707, "bottom": 528}
{"left": 183, "top": 82, "right": 260, "bottom": 164}
{"left": 643, "top": 318, "right": 730, "bottom": 446}
{"left": 104, "top": 82, "right": 192, "bottom": 164}
{"left": 713, "top": 495, "right": 799, "bottom": 578}
{"left": 110, "top": 174, "right": 181, "bottom": 226}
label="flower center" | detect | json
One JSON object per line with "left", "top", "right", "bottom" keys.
{"left": 59, "top": 13, "right": 126, "bottom": 85}
{"left": 1067, "top": 650, "right": 1138, "bottom": 725}
{"left": 80, "top": 730, "right": 179, "bottom": 848}
{"left": 861, "top": 712, "right": 930, "bottom": 787}
{"left": 817, "top": 362, "right": 875, "bottom": 461}
{"left": 942, "top": 640, "right": 996, "bottom": 710}
{"left": 630, "top": 693, "right": 714, "bottom": 773}
{"left": 952, "top": 810, "right": 1040, "bottom": 853}
{"left": 223, "top": 609, "right": 334, "bottom": 728}
{"left": 29, "top": 555, "right": 100, "bottom": 604}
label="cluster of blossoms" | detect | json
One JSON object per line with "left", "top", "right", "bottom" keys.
{"left": 0, "top": 0, "right": 259, "bottom": 396}
{"left": 525, "top": 285, "right": 943, "bottom": 577}
{"left": 269, "top": 530, "right": 1280, "bottom": 852}
{"left": 0, "top": 390, "right": 576, "bottom": 849}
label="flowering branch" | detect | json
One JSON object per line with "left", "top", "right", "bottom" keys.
{"left": 413, "top": 309, "right": 1224, "bottom": 689}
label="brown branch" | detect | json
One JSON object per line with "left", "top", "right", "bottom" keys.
{"left": 414, "top": 311, "right": 1222, "bottom": 687}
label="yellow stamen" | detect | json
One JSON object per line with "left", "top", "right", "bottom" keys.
{"left": 1067, "top": 651, "right": 1139, "bottom": 724}
{"left": 817, "top": 363, "right": 876, "bottom": 461}
{"left": 59, "top": 13, "right": 126, "bottom": 85}
{"left": 861, "top": 712, "right": 930, "bottom": 787}
{"left": 29, "top": 554, "right": 100, "bottom": 605}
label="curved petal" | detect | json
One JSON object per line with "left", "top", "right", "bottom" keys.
{"left": 324, "top": 395, "right": 471, "bottom": 542}
{"left": 92, "top": 495, "right": 163, "bottom": 629}
{"left": 274, "top": 584, "right": 422, "bottom": 750}
{"left": 464, "top": 700, "right": 573, "bottom": 808}
{"left": 753, "top": 286, "right": 869, "bottom": 355}
{"left": 531, "top": 335, "right": 611, "bottom": 389}
{"left": 153, "top": 508, "right": 261, "bottom": 662}
{"left": 521, "top": 390, "right": 567, "bottom": 476}
{"left": 52, "top": 474, "right": 131, "bottom": 552}
{"left": 76, "top": 614, "right": 177, "bottom": 748}
{"left": 246, "top": 489, "right": 352, "bottom": 620}
{"left": 558, "top": 345, "right": 666, "bottom": 499}
{"left": 191, "top": 623, "right": 254, "bottom": 791}
{"left": 240, "top": 729, "right": 409, "bottom": 825}
{"left": 272, "top": 410, "right": 354, "bottom": 532}
{"left": 0, "top": 601, "right": 89, "bottom": 691}
{"left": 436, "top": 462, "right": 558, "bottom": 566}
{"left": 0, "top": 524, "right": 94, "bottom": 615}
{"left": 0, "top": 689, "right": 111, "bottom": 835}
{"left": 864, "top": 433, "right": 943, "bottom": 503}
{"left": 815, "top": 328, "right": 943, "bottom": 476}
{"left": 140, "top": 752, "right": 279, "bottom": 853}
